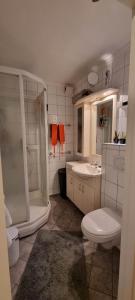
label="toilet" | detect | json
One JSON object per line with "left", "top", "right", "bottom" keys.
{"left": 81, "top": 207, "right": 121, "bottom": 249}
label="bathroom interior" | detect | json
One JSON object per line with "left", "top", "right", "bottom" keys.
{"left": 0, "top": 0, "right": 134, "bottom": 300}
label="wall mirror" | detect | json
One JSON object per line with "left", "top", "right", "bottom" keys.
{"left": 92, "top": 95, "right": 117, "bottom": 155}
{"left": 75, "top": 104, "right": 91, "bottom": 157}
{"left": 77, "top": 107, "right": 83, "bottom": 154}
{"left": 74, "top": 89, "right": 118, "bottom": 158}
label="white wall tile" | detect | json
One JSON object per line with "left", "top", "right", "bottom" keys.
{"left": 101, "top": 179, "right": 105, "bottom": 194}
{"left": 65, "top": 97, "right": 73, "bottom": 106}
{"left": 66, "top": 105, "right": 73, "bottom": 116}
{"left": 47, "top": 82, "right": 74, "bottom": 195}
{"left": 47, "top": 84, "right": 57, "bottom": 95}
{"left": 57, "top": 95, "right": 66, "bottom": 106}
{"left": 104, "top": 195, "right": 117, "bottom": 210}
{"left": 124, "top": 65, "right": 130, "bottom": 86}
{"left": 105, "top": 166, "right": 118, "bottom": 184}
{"left": 105, "top": 181, "right": 117, "bottom": 201}
{"left": 57, "top": 115, "right": 65, "bottom": 123}
{"left": 56, "top": 85, "right": 65, "bottom": 96}
{"left": 117, "top": 186, "right": 125, "bottom": 206}
{"left": 57, "top": 105, "right": 65, "bottom": 116}
{"left": 101, "top": 144, "right": 126, "bottom": 212}
{"left": 49, "top": 170, "right": 59, "bottom": 194}
{"left": 48, "top": 104, "right": 57, "bottom": 115}
{"left": 65, "top": 115, "right": 73, "bottom": 125}
{"left": 106, "top": 149, "right": 119, "bottom": 167}
{"left": 48, "top": 94, "right": 57, "bottom": 105}
{"left": 101, "top": 192, "right": 105, "bottom": 208}
{"left": 118, "top": 171, "right": 125, "bottom": 187}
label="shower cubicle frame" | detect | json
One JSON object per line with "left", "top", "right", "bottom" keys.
{"left": 0, "top": 66, "right": 50, "bottom": 236}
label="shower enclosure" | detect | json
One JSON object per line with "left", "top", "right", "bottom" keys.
{"left": 0, "top": 66, "right": 50, "bottom": 237}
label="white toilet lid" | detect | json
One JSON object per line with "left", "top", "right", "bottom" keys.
{"left": 82, "top": 208, "right": 121, "bottom": 237}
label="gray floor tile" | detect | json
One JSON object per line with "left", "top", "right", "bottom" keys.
{"left": 113, "top": 273, "right": 119, "bottom": 298}
{"left": 10, "top": 259, "right": 26, "bottom": 287}
{"left": 12, "top": 284, "right": 18, "bottom": 299}
{"left": 69, "top": 222, "right": 81, "bottom": 232}
{"left": 91, "top": 250, "right": 113, "bottom": 272}
{"left": 56, "top": 215, "right": 72, "bottom": 229}
{"left": 90, "top": 266, "right": 113, "bottom": 296}
{"left": 21, "top": 232, "right": 38, "bottom": 244}
{"left": 41, "top": 222, "right": 54, "bottom": 230}
{"left": 89, "top": 289, "right": 113, "bottom": 300}
{"left": 47, "top": 207, "right": 58, "bottom": 225}
{"left": 10, "top": 195, "right": 120, "bottom": 299}
{"left": 112, "top": 248, "right": 120, "bottom": 273}
{"left": 84, "top": 241, "right": 97, "bottom": 268}
{"left": 19, "top": 240, "right": 33, "bottom": 262}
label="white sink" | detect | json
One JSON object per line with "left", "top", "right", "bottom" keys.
{"left": 72, "top": 163, "right": 102, "bottom": 178}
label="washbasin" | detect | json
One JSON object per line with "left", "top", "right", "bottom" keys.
{"left": 72, "top": 163, "right": 102, "bottom": 178}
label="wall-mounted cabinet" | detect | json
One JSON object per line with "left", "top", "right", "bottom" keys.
{"left": 74, "top": 89, "right": 118, "bottom": 157}
{"left": 66, "top": 164, "right": 101, "bottom": 215}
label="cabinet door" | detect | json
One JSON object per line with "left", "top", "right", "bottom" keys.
{"left": 81, "top": 183, "right": 95, "bottom": 214}
{"left": 74, "top": 177, "right": 82, "bottom": 209}
{"left": 74, "top": 178, "right": 95, "bottom": 214}
{"left": 78, "top": 183, "right": 88, "bottom": 214}
{"left": 67, "top": 172, "right": 74, "bottom": 201}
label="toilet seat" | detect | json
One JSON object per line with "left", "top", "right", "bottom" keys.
{"left": 81, "top": 208, "right": 121, "bottom": 244}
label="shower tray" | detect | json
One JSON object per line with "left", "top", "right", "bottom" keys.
{"left": 16, "top": 201, "right": 51, "bottom": 238}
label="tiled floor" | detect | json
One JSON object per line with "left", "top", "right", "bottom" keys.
{"left": 10, "top": 195, "right": 120, "bottom": 300}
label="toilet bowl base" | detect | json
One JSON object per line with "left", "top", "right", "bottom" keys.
{"left": 101, "top": 237, "right": 120, "bottom": 250}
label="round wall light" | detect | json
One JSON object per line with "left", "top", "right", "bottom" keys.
{"left": 88, "top": 72, "right": 98, "bottom": 86}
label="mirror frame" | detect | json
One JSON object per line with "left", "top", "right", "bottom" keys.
{"left": 90, "top": 94, "right": 117, "bottom": 155}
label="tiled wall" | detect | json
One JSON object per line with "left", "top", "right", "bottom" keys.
{"left": 101, "top": 144, "right": 126, "bottom": 213}
{"left": 73, "top": 44, "right": 129, "bottom": 210}
{"left": 47, "top": 83, "right": 74, "bottom": 195}
{"left": 24, "top": 79, "right": 74, "bottom": 196}
{"left": 74, "top": 43, "right": 130, "bottom": 137}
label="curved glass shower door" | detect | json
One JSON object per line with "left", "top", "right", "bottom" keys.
{"left": 0, "top": 73, "right": 28, "bottom": 224}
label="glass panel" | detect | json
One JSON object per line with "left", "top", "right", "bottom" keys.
{"left": 27, "top": 148, "right": 39, "bottom": 191}
{"left": 77, "top": 107, "right": 83, "bottom": 153}
{"left": 24, "top": 76, "right": 48, "bottom": 206}
{"left": 39, "top": 92, "right": 48, "bottom": 205}
{"left": 0, "top": 74, "right": 27, "bottom": 224}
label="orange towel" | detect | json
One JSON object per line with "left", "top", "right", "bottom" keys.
{"left": 51, "top": 124, "right": 58, "bottom": 155}
{"left": 59, "top": 124, "right": 65, "bottom": 153}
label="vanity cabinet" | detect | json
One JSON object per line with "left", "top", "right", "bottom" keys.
{"left": 66, "top": 172, "right": 74, "bottom": 200}
{"left": 66, "top": 167, "right": 101, "bottom": 215}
